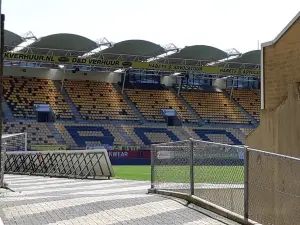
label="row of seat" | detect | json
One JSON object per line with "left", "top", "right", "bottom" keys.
{"left": 2, "top": 77, "right": 260, "bottom": 123}
{"left": 227, "top": 89, "right": 260, "bottom": 121}
{"left": 125, "top": 89, "right": 198, "bottom": 123}
{"left": 181, "top": 91, "right": 251, "bottom": 124}
{"left": 3, "top": 77, "right": 74, "bottom": 120}
{"left": 2, "top": 122, "right": 58, "bottom": 145}
{"left": 2, "top": 122, "right": 250, "bottom": 149}
{"left": 63, "top": 80, "right": 138, "bottom": 121}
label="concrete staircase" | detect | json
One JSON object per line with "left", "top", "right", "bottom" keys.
{"left": 46, "top": 123, "right": 66, "bottom": 145}
{"left": 2, "top": 101, "right": 15, "bottom": 121}
{"left": 112, "top": 83, "right": 146, "bottom": 123}
{"left": 168, "top": 87, "right": 205, "bottom": 124}
{"left": 222, "top": 90, "right": 258, "bottom": 125}
{"left": 117, "top": 125, "right": 136, "bottom": 146}
{"left": 53, "top": 80, "right": 82, "bottom": 121}
{"left": 179, "top": 126, "right": 193, "bottom": 139}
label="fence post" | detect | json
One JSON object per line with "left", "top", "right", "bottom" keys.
{"left": 189, "top": 138, "right": 194, "bottom": 195}
{"left": 244, "top": 146, "right": 249, "bottom": 220}
{"left": 151, "top": 145, "right": 155, "bottom": 189}
{"left": 0, "top": 143, "right": 6, "bottom": 188}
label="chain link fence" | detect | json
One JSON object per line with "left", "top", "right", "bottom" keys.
{"left": 151, "top": 139, "right": 245, "bottom": 215}
{"left": 193, "top": 140, "right": 244, "bottom": 215}
{"left": 151, "top": 140, "right": 191, "bottom": 194}
{"left": 248, "top": 148, "right": 300, "bottom": 225}
{"left": 151, "top": 139, "right": 300, "bottom": 225}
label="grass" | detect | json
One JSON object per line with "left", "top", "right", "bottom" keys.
{"left": 112, "top": 165, "right": 244, "bottom": 183}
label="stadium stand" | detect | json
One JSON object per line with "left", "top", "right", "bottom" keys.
{"left": 227, "top": 89, "right": 260, "bottom": 121}
{"left": 1, "top": 32, "right": 261, "bottom": 152}
{"left": 2, "top": 122, "right": 57, "bottom": 146}
{"left": 3, "top": 76, "right": 73, "bottom": 120}
{"left": 125, "top": 85, "right": 198, "bottom": 123}
{"left": 63, "top": 80, "right": 138, "bottom": 121}
{"left": 180, "top": 90, "right": 251, "bottom": 124}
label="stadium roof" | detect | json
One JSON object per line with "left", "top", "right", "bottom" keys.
{"left": 94, "top": 40, "right": 165, "bottom": 61}
{"left": 5, "top": 30, "right": 23, "bottom": 48}
{"left": 27, "top": 33, "right": 98, "bottom": 56}
{"left": 232, "top": 50, "right": 260, "bottom": 64}
{"left": 157, "top": 45, "right": 228, "bottom": 65}
{"left": 217, "top": 50, "right": 260, "bottom": 69}
{"left": 4, "top": 30, "right": 262, "bottom": 66}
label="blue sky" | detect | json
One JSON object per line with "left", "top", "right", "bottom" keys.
{"left": 3, "top": 0, "right": 299, "bottom": 53}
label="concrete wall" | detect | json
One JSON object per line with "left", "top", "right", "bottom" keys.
{"left": 3, "top": 67, "right": 122, "bottom": 83}
{"left": 172, "top": 188, "right": 243, "bottom": 215}
{"left": 246, "top": 16, "right": 300, "bottom": 225}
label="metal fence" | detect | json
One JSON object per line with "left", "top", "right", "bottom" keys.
{"left": 247, "top": 148, "right": 300, "bottom": 225}
{"left": 0, "top": 146, "right": 115, "bottom": 185}
{"left": 150, "top": 139, "right": 300, "bottom": 225}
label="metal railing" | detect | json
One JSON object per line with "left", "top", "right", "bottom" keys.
{"left": 150, "top": 139, "right": 300, "bottom": 225}
{"left": 1, "top": 148, "right": 114, "bottom": 184}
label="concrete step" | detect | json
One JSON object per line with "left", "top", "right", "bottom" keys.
{"left": 53, "top": 80, "right": 82, "bottom": 121}
{"left": 2, "top": 100, "right": 15, "bottom": 121}
{"left": 223, "top": 90, "right": 258, "bottom": 125}
{"left": 46, "top": 123, "right": 66, "bottom": 145}
{"left": 113, "top": 83, "right": 146, "bottom": 123}
{"left": 179, "top": 126, "right": 193, "bottom": 139}
{"left": 169, "top": 87, "right": 204, "bottom": 125}
{"left": 117, "top": 125, "right": 136, "bottom": 146}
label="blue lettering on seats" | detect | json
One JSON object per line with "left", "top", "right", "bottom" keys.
{"left": 193, "top": 129, "right": 243, "bottom": 145}
{"left": 134, "top": 127, "right": 180, "bottom": 145}
{"left": 65, "top": 126, "right": 115, "bottom": 148}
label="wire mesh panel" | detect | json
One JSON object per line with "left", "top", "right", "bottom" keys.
{"left": 152, "top": 140, "right": 191, "bottom": 194}
{"left": 248, "top": 148, "right": 300, "bottom": 225}
{"left": 193, "top": 140, "right": 244, "bottom": 215}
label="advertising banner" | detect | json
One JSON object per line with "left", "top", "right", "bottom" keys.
{"left": 4, "top": 52, "right": 260, "bottom": 76}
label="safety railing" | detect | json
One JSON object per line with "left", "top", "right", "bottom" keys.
{"left": 1, "top": 149, "right": 114, "bottom": 182}
{"left": 150, "top": 139, "right": 300, "bottom": 225}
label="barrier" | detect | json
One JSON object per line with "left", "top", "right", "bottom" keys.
{"left": 149, "top": 139, "right": 300, "bottom": 225}
{"left": 4, "top": 150, "right": 114, "bottom": 179}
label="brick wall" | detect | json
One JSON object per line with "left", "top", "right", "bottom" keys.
{"left": 264, "top": 18, "right": 300, "bottom": 110}
{"left": 247, "top": 17, "right": 300, "bottom": 225}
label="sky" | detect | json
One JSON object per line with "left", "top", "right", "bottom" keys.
{"left": 2, "top": 0, "right": 300, "bottom": 53}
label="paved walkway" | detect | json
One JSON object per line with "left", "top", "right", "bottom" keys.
{"left": 0, "top": 175, "right": 240, "bottom": 225}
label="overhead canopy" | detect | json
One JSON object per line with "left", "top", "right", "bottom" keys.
{"left": 94, "top": 40, "right": 165, "bottom": 61}
{"left": 158, "top": 45, "right": 228, "bottom": 65}
{"left": 27, "top": 33, "right": 98, "bottom": 56}
{"left": 4, "top": 30, "right": 23, "bottom": 50}
{"left": 221, "top": 50, "right": 261, "bottom": 69}
{"left": 231, "top": 50, "right": 260, "bottom": 64}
